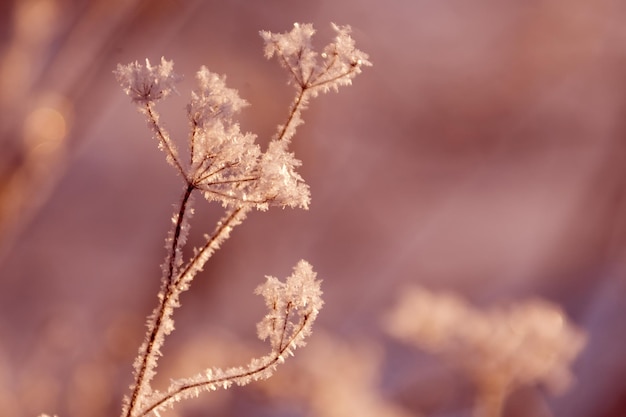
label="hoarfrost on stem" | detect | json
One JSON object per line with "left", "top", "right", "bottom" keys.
{"left": 137, "top": 261, "right": 323, "bottom": 417}
{"left": 111, "top": 22, "right": 369, "bottom": 417}
{"left": 115, "top": 57, "right": 179, "bottom": 104}
{"left": 260, "top": 22, "right": 371, "bottom": 94}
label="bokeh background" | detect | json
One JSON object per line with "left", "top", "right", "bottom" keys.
{"left": 2, "top": 0, "right": 626, "bottom": 416}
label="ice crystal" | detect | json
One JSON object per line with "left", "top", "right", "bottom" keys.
{"left": 188, "top": 69, "right": 262, "bottom": 207}
{"left": 256, "top": 260, "right": 323, "bottom": 352}
{"left": 114, "top": 57, "right": 179, "bottom": 104}
{"left": 261, "top": 22, "right": 372, "bottom": 94}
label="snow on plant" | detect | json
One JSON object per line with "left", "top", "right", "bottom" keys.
{"left": 35, "top": 23, "right": 369, "bottom": 417}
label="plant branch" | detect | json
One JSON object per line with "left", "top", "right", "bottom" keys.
{"left": 165, "top": 183, "right": 195, "bottom": 284}
{"left": 174, "top": 207, "right": 249, "bottom": 290}
{"left": 145, "top": 103, "right": 187, "bottom": 178}
{"left": 123, "top": 183, "right": 195, "bottom": 417}
{"left": 137, "top": 309, "right": 313, "bottom": 417}
{"left": 274, "top": 87, "right": 307, "bottom": 144}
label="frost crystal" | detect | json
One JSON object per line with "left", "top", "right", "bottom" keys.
{"left": 261, "top": 22, "right": 372, "bottom": 94}
{"left": 256, "top": 260, "right": 323, "bottom": 352}
{"left": 114, "top": 57, "right": 179, "bottom": 104}
{"left": 188, "top": 68, "right": 262, "bottom": 208}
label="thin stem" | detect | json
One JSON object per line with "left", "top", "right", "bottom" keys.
{"left": 165, "top": 183, "right": 195, "bottom": 284}
{"left": 124, "top": 202, "right": 246, "bottom": 417}
{"left": 204, "top": 177, "right": 259, "bottom": 186}
{"left": 189, "top": 119, "right": 199, "bottom": 167}
{"left": 278, "top": 50, "right": 304, "bottom": 86}
{"left": 124, "top": 183, "right": 195, "bottom": 417}
{"left": 195, "top": 186, "right": 272, "bottom": 206}
{"left": 278, "top": 301, "right": 292, "bottom": 350}
{"left": 274, "top": 87, "right": 307, "bottom": 144}
{"left": 174, "top": 207, "right": 248, "bottom": 289}
{"left": 137, "top": 310, "right": 312, "bottom": 417}
{"left": 309, "top": 66, "right": 360, "bottom": 90}
{"left": 195, "top": 161, "right": 238, "bottom": 185}
{"left": 145, "top": 103, "right": 187, "bottom": 179}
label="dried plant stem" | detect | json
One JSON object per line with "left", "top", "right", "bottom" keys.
{"left": 175, "top": 207, "right": 248, "bottom": 288}
{"left": 125, "top": 84, "right": 309, "bottom": 417}
{"left": 137, "top": 308, "right": 313, "bottom": 417}
{"left": 125, "top": 201, "right": 248, "bottom": 417}
{"left": 275, "top": 87, "right": 307, "bottom": 144}
{"left": 114, "top": 23, "right": 370, "bottom": 415}
{"left": 144, "top": 103, "right": 186, "bottom": 179}
{"left": 124, "top": 184, "right": 194, "bottom": 417}
{"left": 166, "top": 182, "right": 195, "bottom": 283}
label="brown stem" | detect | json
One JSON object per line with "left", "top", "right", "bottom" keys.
{"left": 274, "top": 87, "right": 307, "bottom": 144}
{"left": 124, "top": 183, "right": 195, "bottom": 417}
{"left": 145, "top": 103, "right": 186, "bottom": 178}
{"left": 165, "top": 183, "right": 195, "bottom": 284}
{"left": 174, "top": 207, "right": 246, "bottom": 288}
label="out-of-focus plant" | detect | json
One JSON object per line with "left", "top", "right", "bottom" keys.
{"left": 385, "top": 286, "right": 586, "bottom": 417}
{"left": 259, "top": 332, "right": 416, "bottom": 417}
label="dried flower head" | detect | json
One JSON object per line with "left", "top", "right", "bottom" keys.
{"left": 114, "top": 57, "right": 179, "bottom": 104}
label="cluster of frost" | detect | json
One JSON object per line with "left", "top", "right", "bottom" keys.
{"left": 385, "top": 286, "right": 586, "bottom": 416}
{"left": 113, "top": 23, "right": 370, "bottom": 212}
{"left": 108, "top": 23, "right": 369, "bottom": 417}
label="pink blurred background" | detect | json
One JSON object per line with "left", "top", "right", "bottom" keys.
{"left": 2, "top": 0, "right": 626, "bottom": 416}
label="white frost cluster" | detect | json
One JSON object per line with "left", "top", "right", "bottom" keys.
{"left": 256, "top": 260, "right": 324, "bottom": 352}
{"left": 115, "top": 57, "right": 178, "bottom": 104}
{"left": 261, "top": 23, "right": 371, "bottom": 95}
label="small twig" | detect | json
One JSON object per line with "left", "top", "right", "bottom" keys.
{"left": 145, "top": 103, "right": 187, "bottom": 179}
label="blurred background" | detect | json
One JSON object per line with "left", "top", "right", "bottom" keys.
{"left": 1, "top": 0, "right": 626, "bottom": 416}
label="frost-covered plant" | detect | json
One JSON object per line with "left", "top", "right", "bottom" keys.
{"left": 108, "top": 23, "right": 369, "bottom": 417}
{"left": 385, "top": 286, "right": 586, "bottom": 417}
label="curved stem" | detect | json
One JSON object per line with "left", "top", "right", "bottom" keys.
{"left": 138, "top": 310, "right": 312, "bottom": 417}
{"left": 274, "top": 87, "right": 307, "bottom": 144}
{"left": 145, "top": 103, "right": 187, "bottom": 178}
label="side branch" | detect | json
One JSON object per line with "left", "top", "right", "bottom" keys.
{"left": 124, "top": 204, "right": 246, "bottom": 417}
{"left": 174, "top": 207, "right": 249, "bottom": 290}
{"left": 274, "top": 87, "right": 307, "bottom": 144}
{"left": 137, "top": 310, "right": 313, "bottom": 417}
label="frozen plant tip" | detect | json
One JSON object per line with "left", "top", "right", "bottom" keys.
{"left": 109, "top": 23, "right": 368, "bottom": 417}
{"left": 115, "top": 57, "right": 179, "bottom": 104}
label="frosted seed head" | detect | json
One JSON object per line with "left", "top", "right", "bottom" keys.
{"left": 261, "top": 23, "right": 371, "bottom": 92}
{"left": 114, "top": 57, "right": 180, "bottom": 104}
